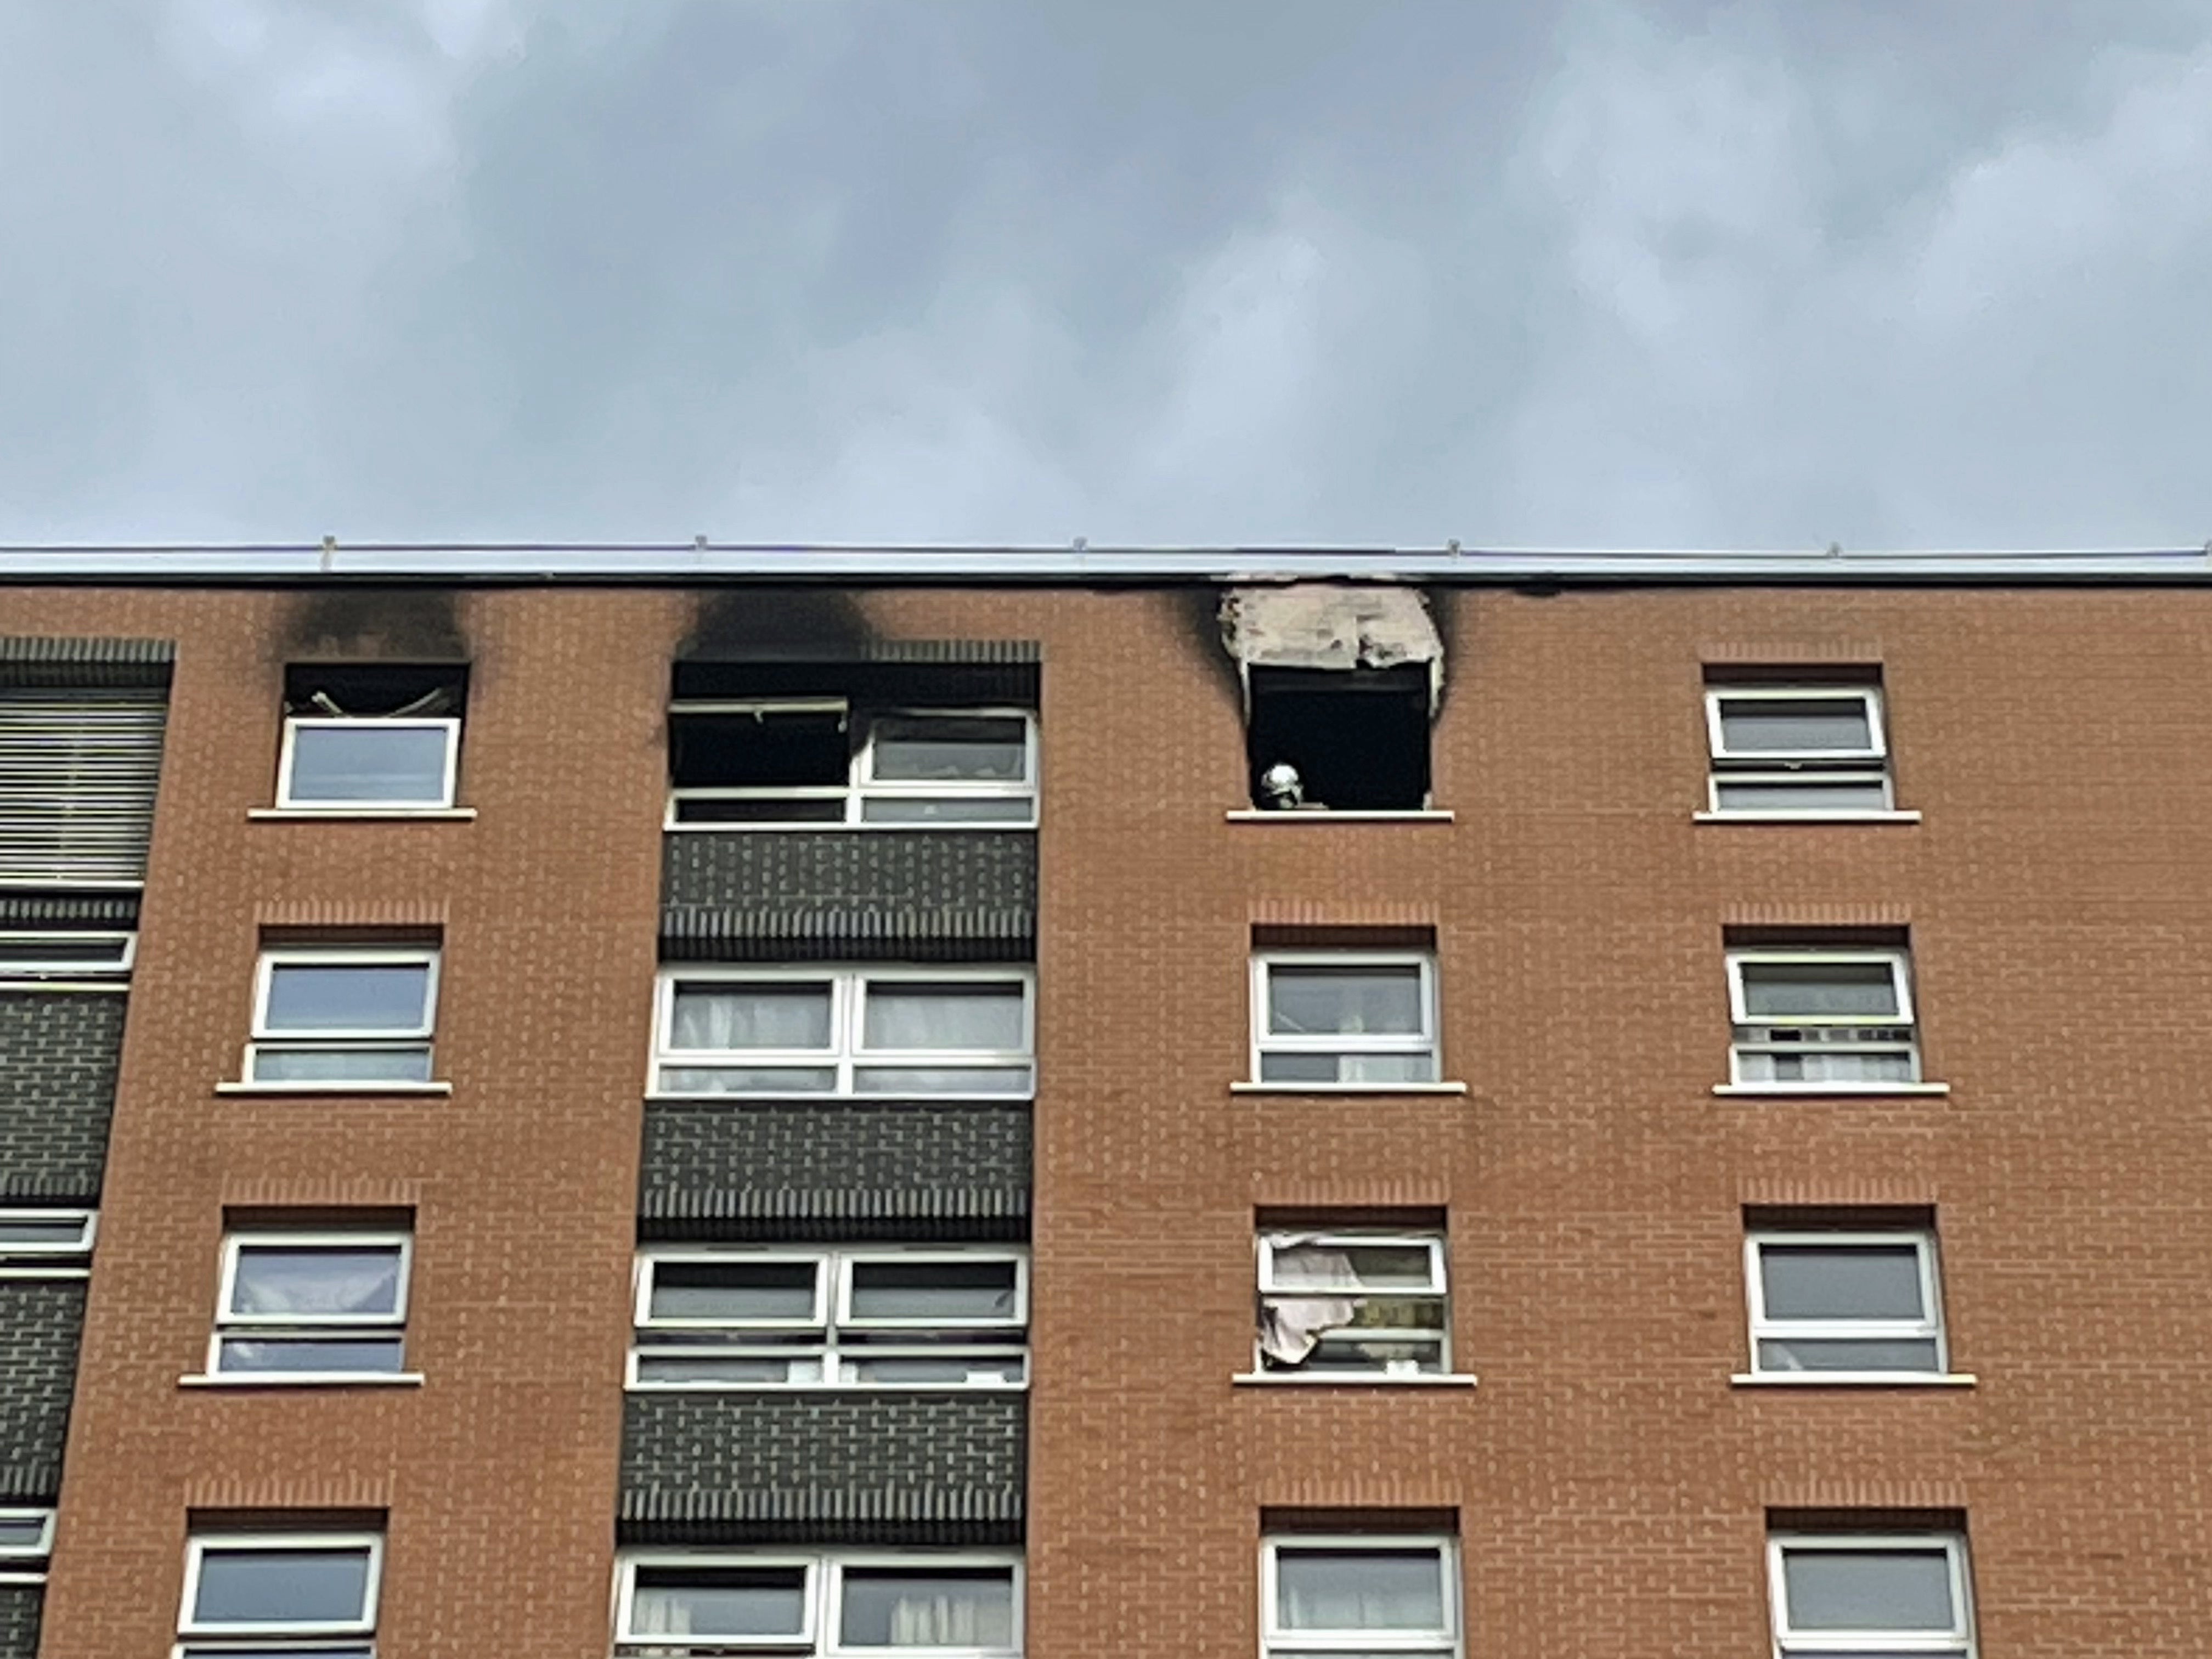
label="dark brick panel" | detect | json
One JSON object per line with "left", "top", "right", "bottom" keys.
{"left": 0, "top": 994, "right": 122, "bottom": 1202}
{"left": 620, "top": 1391, "right": 1025, "bottom": 1544}
{"left": 0, "top": 1282, "right": 86, "bottom": 1500}
{"left": 661, "top": 832, "right": 1035, "bottom": 959}
{"left": 0, "top": 1585, "right": 40, "bottom": 1659}
{"left": 640, "top": 1101, "right": 1030, "bottom": 1241}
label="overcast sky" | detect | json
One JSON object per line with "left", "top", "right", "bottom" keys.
{"left": 4, "top": 1, "right": 2209, "bottom": 549}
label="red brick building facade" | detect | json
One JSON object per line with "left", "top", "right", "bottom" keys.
{"left": 0, "top": 550, "right": 2205, "bottom": 1656}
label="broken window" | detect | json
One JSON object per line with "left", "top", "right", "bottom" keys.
{"left": 1220, "top": 585, "right": 1441, "bottom": 811}
{"left": 279, "top": 663, "right": 467, "bottom": 810}
{"left": 667, "top": 700, "right": 1036, "bottom": 827}
{"left": 1256, "top": 1228, "right": 1449, "bottom": 1376}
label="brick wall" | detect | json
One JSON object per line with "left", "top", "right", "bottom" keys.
{"left": 620, "top": 1392, "right": 1025, "bottom": 1541}
{"left": 0, "top": 993, "right": 123, "bottom": 1200}
{"left": 0, "top": 1281, "right": 86, "bottom": 1498}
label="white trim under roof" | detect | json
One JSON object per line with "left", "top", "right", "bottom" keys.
{"left": 2, "top": 541, "right": 2210, "bottom": 583}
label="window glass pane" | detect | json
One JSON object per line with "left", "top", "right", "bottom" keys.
{"left": 630, "top": 1567, "right": 808, "bottom": 1639}
{"left": 861, "top": 796, "right": 1035, "bottom": 823}
{"left": 669, "top": 984, "right": 833, "bottom": 1051}
{"left": 1758, "top": 1337, "right": 1943, "bottom": 1373}
{"left": 848, "top": 1260, "right": 1019, "bottom": 1322}
{"left": 1736, "top": 1051, "right": 1916, "bottom": 1084}
{"left": 839, "top": 1567, "right": 1015, "bottom": 1647}
{"left": 1257, "top": 1051, "right": 1437, "bottom": 1085}
{"left": 1739, "top": 961, "right": 1900, "bottom": 1019}
{"left": 230, "top": 1247, "right": 403, "bottom": 1318}
{"left": 0, "top": 1218, "right": 87, "bottom": 1246}
{"left": 191, "top": 1548, "right": 372, "bottom": 1627}
{"left": 1717, "top": 697, "right": 1874, "bottom": 754}
{"left": 634, "top": 1354, "right": 821, "bottom": 1384}
{"left": 844, "top": 1355, "right": 1026, "bottom": 1385}
{"left": 869, "top": 716, "right": 1028, "bottom": 782}
{"left": 1277, "top": 1549, "right": 1445, "bottom": 1632}
{"left": 1761, "top": 1245, "right": 1926, "bottom": 1321}
{"left": 0, "top": 1516, "right": 48, "bottom": 1549}
{"left": 1268, "top": 967, "right": 1424, "bottom": 1037}
{"left": 1714, "top": 779, "right": 1892, "bottom": 813}
{"left": 1282, "top": 1243, "right": 1435, "bottom": 1294}
{"left": 650, "top": 1261, "right": 819, "bottom": 1322}
{"left": 657, "top": 1065, "right": 838, "bottom": 1094}
{"left": 676, "top": 794, "right": 849, "bottom": 825}
{"left": 251, "top": 1047, "right": 435, "bottom": 1084}
{"left": 1781, "top": 1548, "right": 1955, "bottom": 1632}
{"left": 864, "top": 983, "right": 1025, "bottom": 1052}
{"left": 263, "top": 963, "right": 430, "bottom": 1032}
{"left": 218, "top": 1337, "right": 407, "bottom": 1374}
{"left": 0, "top": 935, "right": 128, "bottom": 966}
{"left": 853, "top": 1066, "right": 1032, "bottom": 1096}
{"left": 287, "top": 724, "right": 450, "bottom": 804}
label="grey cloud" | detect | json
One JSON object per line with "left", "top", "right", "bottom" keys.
{"left": 1, "top": 0, "right": 2207, "bottom": 546}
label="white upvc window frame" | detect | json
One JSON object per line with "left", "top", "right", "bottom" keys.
{"left": 1260, "top": 1534, "right": 1461, "bottom": 1658}
{"left": 0, "top": 1507, "right": 54, "bottom": 1583}
{"left": 629, "top": 1246, "right": 1030, "bottom": 1392}
{"left": 1255, "top": 1231, "right": 1449, "bottom": 1377}
{"left": 1746, "top": 1229, "right": 1946, "bottom": 1381}
{"left": 276, "top": 714, "right": 462, "bottom": 811}
{"left": 0, "top": 929, "right": 134, "bottom": 989}
{"left": 0, "top": 1207, "right": 97, "bottom": 1278}
{"left": 246, "top": 947, "right": 441, "bottom": 1086}
{"left": 1767, "top": 1531, "right": 1974, "bottom": 1656}
{"left": 613, "top": 1548, "right": 1024, "bottom": 1656}
{"left": 1725, "top": 948, "right": 1920, "bottom": 1087}
{"left": 1249, "top": 952, "right": 1440, "bottom": 1087}
{"left": 651, "top": 966, "right": 1036, "bottom": 1099}
{"left": 212, "top": 1229, "right": 412, "bottom": 1381}
{"left": 178, "top": 1530, "right": 385, "bottom": 1641}
{"left": 1705, "top": 684, "right": 1895, "bottom": 815}
{"left": 665, "top": 701, "right": 1040, "bottom": 830}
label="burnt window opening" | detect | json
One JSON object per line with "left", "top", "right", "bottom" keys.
{"left": 278, "top": 664, "right": 469, "bottom": 811}
{"left": 668, "top": 698, "right": 1037, "bottom": 828}
{"left": 1246, "top": 666, "right": 1431, "bottom": 812}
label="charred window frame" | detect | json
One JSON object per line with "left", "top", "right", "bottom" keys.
{"left": 666, "top": 699, "right": 1038, "bottom": 828}
{"left": 1246, "top": 665, "right": 1432, "bottom": 812}
{"left": 277, "top": 663, "right": 467, "bottom": 811}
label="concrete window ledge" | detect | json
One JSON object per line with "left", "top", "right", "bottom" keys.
{"left": 1233, "top": 1372, "right": 1477, "bottom": 1388}
{"left": 179, "top": 1373, "right": 426, "bottom": 1390}
{"left": 1692, "top": 810, "right": 1921, "bottom": 825}
{"left": 1232, "top": 1081, "right": 1470, "bottom": 1097}
{"left": 215, "top": 1080, "right": 454, "bottom": 1097}
{"left": 1729, "top": 1373, "right": 1976, "bottom": 1389}
{"left": 1713, "top": 1082, "right": 1950, "bottom": 1098}
{"left": 1223, "top": 809, "right": 1455, "bottom": 823}
{"left": 247, "top": 806, "right": 478, "bottom": 821}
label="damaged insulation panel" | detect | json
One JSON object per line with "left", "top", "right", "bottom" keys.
{"left": 1220, "top": 584, "right": 1443, "bottom": 812}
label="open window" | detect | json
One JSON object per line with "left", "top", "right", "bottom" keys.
{"left": 1256, "top": 1226, "right": 1448, "bottom": 1377}
{"left": 1220, "top": 584, "right": 1441, "bottom": 812}
{"left": 667, "top": 699, "right": 1037, "bottom": 827}
{"left": 1705, "top": 676, "right": 1895, "bottom": 815}
{"left": 1726, "top": 943, "right": 1920, "bottom": 1087}
{"left": 278, "top": 663, "right": 466, "bottom": 811}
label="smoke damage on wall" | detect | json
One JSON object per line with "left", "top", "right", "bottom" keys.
{"left": 284, "top": 586, "right": 469, "bottom": 661}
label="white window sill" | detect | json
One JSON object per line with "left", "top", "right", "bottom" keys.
{"left": 249, "top": 806, "right": 476, "bottom": 821}
{"left": 179, "top": 1372, "right": 424, "bottom": 1389}
{"left": 0, "top": 980, "right": 129, "bottom": 995}
{"left": 1231, "top": 1080, "right": 1469, "bottom": 1096}
{"left": 215, "top": 1080, "right": 453, "bottom": 1097}
{"left": 1693, "top": 810, "right": 1921, "bottom": 825}
{"left": 0, "top": 1573, "right": 47, "bottom": 1587}
{"left": 1233, "top": 1372, "right": 1477, "bottom": 1388}
{"left": 1731, "top": 1372, "right": 1976, "bottom": 1389}
{"left": 1713, "top": 1082, "right": 1950, "bottom": 1098}
{"left": 1223, "top": 809, "right": 1454, "bottom": 823}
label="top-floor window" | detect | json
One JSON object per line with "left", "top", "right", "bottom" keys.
{"left": 1705, "top": 681, "right": 1894, "bottom": 815}
{"left": 668, "top": 700, "right": 1037, "bottom": 828}
{"left": 278, "top": 664, "right": 466, "bottom": 811}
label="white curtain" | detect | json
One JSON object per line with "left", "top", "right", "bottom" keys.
{"left": 629, "top": 1588, "right": 692, "bottom": 1636}
{"left": 671, "top": 986, "right": 830, "bottom": 1051}
{"left": 1259, "top": 1243, "right": 1363, "bottom": 1364}
{"left": 864, "top": 987, "right": 1022, "bottom": 1052}
{"left": 884, "top": 1587, "right": 1013, "bottom": 1646}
